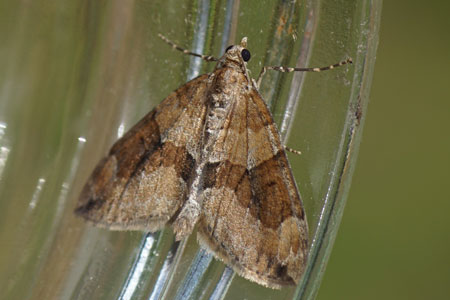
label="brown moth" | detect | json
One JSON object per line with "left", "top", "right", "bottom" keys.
{"left": 75, "top": 35, "right": 351, "bottom": 288}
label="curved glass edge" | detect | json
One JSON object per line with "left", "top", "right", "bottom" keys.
{"left": 0, "top": 0, "right": 381, "bottom": 300}
{"left": 295, "top": 1, "right": 383, "bottom": 299}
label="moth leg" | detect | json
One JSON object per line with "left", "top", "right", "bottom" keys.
{"left": 158, "top": 34, "right": 219, "bottom": 62}
{"left": 255, "top": 58, "right": 353, "bottom": 89}
{"left": 284, "top": 146, "right": 302, "bottom": 156}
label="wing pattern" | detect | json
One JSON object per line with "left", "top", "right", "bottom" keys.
{"left": 197, "top": 88, "right": 308, "bottom": 288}
{"left": 76, "top": 74, "right": 210, "bottom": 231}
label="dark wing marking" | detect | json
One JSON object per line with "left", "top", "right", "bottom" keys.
{"left": 75, "top": 74, "right": 210, "bottom": 231}
{"left": 197, "top": 88, "right": 308, "bottom": 288}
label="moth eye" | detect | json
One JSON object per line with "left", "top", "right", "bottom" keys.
{"left": 241, "top": 49, "right": 251, "bottom": 62}
{"left": 225, "top": 45, "right": 233, "bottom": 52}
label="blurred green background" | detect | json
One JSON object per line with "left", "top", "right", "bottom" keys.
{"left": 318, "top": 1, "right": 450, "bottom": 299}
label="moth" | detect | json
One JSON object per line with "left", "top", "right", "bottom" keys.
{"left": 75, "top": 34, "right": 351, "bottom": 288}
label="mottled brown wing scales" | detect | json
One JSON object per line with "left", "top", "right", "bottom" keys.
{"left": 76, "top": 39, "right": 310, "bottom": 288}
{"left": 197, "top": 89, "right": 308, "bottom": 288}
{"left": 76, "top": 74, "right": 209, "bottom": 230}
{"left": 102, "top": 141, "right": 195, "bottom": 229}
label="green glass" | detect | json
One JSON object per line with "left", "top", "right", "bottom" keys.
{"left": 0, "top": 0, "right": 381, "bottom": 299}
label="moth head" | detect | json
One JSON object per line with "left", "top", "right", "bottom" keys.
{"left": 223, "top": 37, "right": 251, "bottom": 66}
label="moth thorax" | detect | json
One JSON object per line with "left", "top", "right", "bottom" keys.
{"left": 206, "top": 106, "right": 227, "bottom": 134}
{"left": 206, "top": 93, "right": 230, "bottom": 133}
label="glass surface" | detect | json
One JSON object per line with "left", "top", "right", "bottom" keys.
{"left": 0, "top": 0, "right": 381, "bottom": 299}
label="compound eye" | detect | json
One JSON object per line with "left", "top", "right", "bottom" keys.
{"left": 241, "top": 49, "right": 251, "bottom": 62}
{"left": 225, "top": 45, "right": 233, "bottom": 52}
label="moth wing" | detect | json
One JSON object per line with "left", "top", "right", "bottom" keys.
{"left": 197, "top": 89, "right": 308, "bottom": 288}
{"left": 75, "top": 74, "right": 209, "bottom": 231}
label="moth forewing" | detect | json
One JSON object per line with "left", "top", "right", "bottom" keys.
{"left": 74, "top": 35, "right": 356, "bottom": 289}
